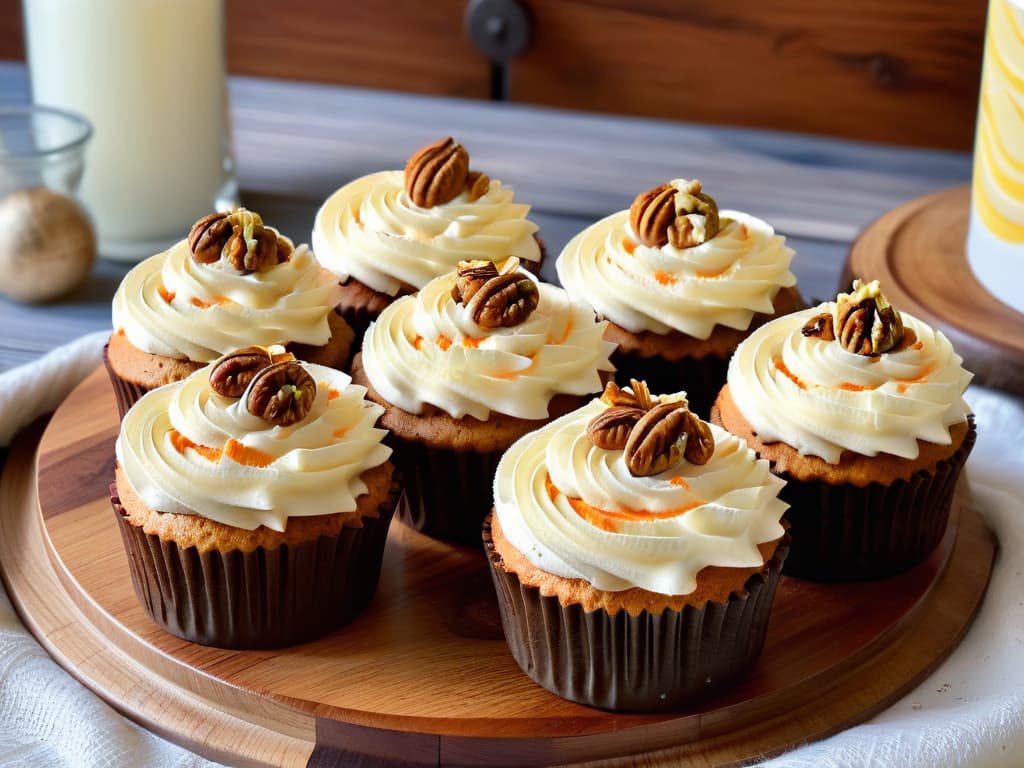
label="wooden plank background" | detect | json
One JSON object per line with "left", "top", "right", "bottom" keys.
{"left": 0, "top": 0, "right": 988, "bottom": 150}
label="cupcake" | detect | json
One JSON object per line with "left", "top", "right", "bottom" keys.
{"left": 556, "top": 179, "right": 801, "bottom": 417}
{"left": 112, "top": 347, "right": 398, "bottom": 649}
{"left": 351, "top": 257, "right": 616, "bottom": 545}
{"left": 712, "top": 280, "right": 976, "bottom": 581}
{"left": 313, "top": 137, "right": 545, "bottom": 346}
{"left": 105, "top": 208, "right": 352, "bottom": 417}
{"left": 485, "top": 381, "right": 790, "bottom": 711}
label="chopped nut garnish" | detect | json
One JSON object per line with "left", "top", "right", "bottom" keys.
{"left": 187, "top": 208, "right": 292, "bottom": 274}
{"left": 599, "top": 381, "right": 642, "bottom": 408}
{"left": 454, "top": 257, "right": 539, "bottom": 328}
{"left": 466, "top": 170, "right": 490, "bottom": 201}
{"left": 246, "top": 360, "right": 317, "bottom": 426}
{"left": 835, "top": 280, "right": 904, "bottom": 356}
{"left": 629, "top": 179, "right": 720, "bottom": 249}
{"left": 801, "top": 311, "right": 836, "bottom": 342}
{"left": 209, "top": 346, "right": 273, "bottom": 398}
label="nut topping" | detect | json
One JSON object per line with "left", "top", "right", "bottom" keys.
{"left": 801, "top": 311, "right": 836, "bottom": 341}
{"left": 404, "top": 137, "right": 470, "bottom": 208}
{"left": 246, "top": 360, "right": 317, "bottom": 426}
{"left": 624, "top": 401, "right": 692, "bottom": 477}
{"left": 187, "top": 209, "right": 292, "bottom": 274}
{"left": 629, "top": 179, "right": 720, "bottom": 249}
{"left": 456, "top": 257, "right": 539, "bottom": 328}
{"left": 451, "top": 259, "right": 499, "bottom": 304}
{"left": 832, "top": 280, "right": 904, "bottom": 356}
{"left": 681, "top": 410, "right": 715, "bottom": 465}
{"left": 586, "top": 406, "right": 646, "bottom": 450}
{"left": 466, "top": 170, "right": 490, "bottom": 201}
{"left": 208, "top": 346, "right": 273, "bottom": 398}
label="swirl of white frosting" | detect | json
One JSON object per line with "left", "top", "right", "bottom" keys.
{"left": 112, "top": 235, "right": 343, "bottom": 362}
{"left": 727, "top": 305, "right": 974, "bottom": 463}
{"left": 312, "top": 170, "right": 542, "bottom": 295}
{"left": 115, "top": 362, "right": 392, "bottom": 531}
{"left": 360, "top": 269, "right": 617, "bottom": 420}
{"left": 556, "top": 207, "right": 797, "bottom": 339}
{"left": 494, "top": 397, "right": 787, "bottom": 595}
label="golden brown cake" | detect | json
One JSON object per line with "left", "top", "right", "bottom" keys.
{"left": 352, "top": 257, "right": 615, "bottom": 545}
{"left": 556, "top": 179, "right": 801, "bottom": 417}
{"left": 712, "top": 280, "right": 976, "bottom": 580}
{"left": 484, "top": 382, "right": 789, "bottom": 711}
{"left": 112, "top": 350, "right": 397, "bottom": 648}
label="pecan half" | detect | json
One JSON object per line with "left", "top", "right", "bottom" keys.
{"left": 598, "top": 381, "right": 641, "bottom": 408}
{"left": 208, "top": 346, "right": 273, "bottom": 398}
{"left": 451, "top": 259, "right": 499, "bottom": 304}
{"left": 246, "top": 360, "right": 317, "bottom": 426}
{"left": 461, "top": 258, "right": 539, "bottom": 328}
{"left": 835, "top": 280, "right": 903, "bottom": 356}
{"left": 187, "top": 209, "right": 291, "bottom": 273}
{"left": 586, "top": 406, "right": 646, "bottom": 450}
{"left": 629, "top": 179, "right": 721, "bottom": 249}
{"left": 404, "top": 137, "right": 470, "bottom": 208}
{"left": 801, "top": 311, "right": 836, "bottom": 342}
{"left": 624, "top": 401, "right": 690, "bottom": 476}
{"left": 624, "top": 401, "right": 714, "bottom": 476}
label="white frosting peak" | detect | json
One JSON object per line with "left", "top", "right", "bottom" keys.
{"left": 556, "top": 209, "right": 796, "bottom": 339}
{"left": 494, "top": 398, "right": 787, "bottom": 595}
{"left": 727, "top": 305, "right": 973, "bottom": 463}
{"left": 112, "top": 235, "right": 342, "bottom": 362}
{"left": 116, "top": 363, "right": 391, "bottom": 531}
{"left": 313, "top": 170, "right": 541, "bottom": 295}
{"left": 360, "top": 269, "right": 616, "bottom": 420}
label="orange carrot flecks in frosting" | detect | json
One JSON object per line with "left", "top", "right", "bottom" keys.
{"left": 622, "top": 239, "right": 637, "bottom": 255}
{"left": 158, "top": 285, "right": 176, "bottom": 304}
{"left": 223, "top": 439, "right": 276, "bottom": 468}
{"left": 545, "top": 474, "right": 701, "bottom": 534}
{"left": 655, "top": 271, "right": 676, "bottom": 286}
{"left": 773, "top": 357, "right": 808, "bottom": 391}
{"left": 168, "top": 429, "right": 221, "bottom": 462}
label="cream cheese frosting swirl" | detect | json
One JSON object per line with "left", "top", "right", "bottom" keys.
{"left": 556, "top": 207, "right": 796, "bottom": 339}
{"left": 360, "top": 268, "right": 616, "bottom": 420}
{"left": 494, "top": 397, "right": 787, "bottom": 595}
{"left": 112, "top": 234, "right": 343, "bottom": 362}
{"left": 116, "top": 362, "right": 391, "bottom": 531}
{"left": 728, "top": 305, "right": 973, "bottom": 464}
{"left": 312, "top": 170, "right": 542, "bottom": 295}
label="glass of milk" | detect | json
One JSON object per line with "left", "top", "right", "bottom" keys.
{"left": 22, "top": 0, "right": 239, "bottom": 262}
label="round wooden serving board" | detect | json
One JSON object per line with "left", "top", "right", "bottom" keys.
{"left": 844, "top": 184, "right": 1024, "bottom": 395}
{"left": 0, "top": 368, "right": 995, "bottom": 768}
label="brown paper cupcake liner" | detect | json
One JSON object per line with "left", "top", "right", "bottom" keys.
{"left": 390, "top": 440, "right": 502, "bottom": 547}
{"left": 611, "top": 348, "right": 728, "bottom": 420}
{"left": 103, "top": 343, "right": 152, "bottom": 419}
{"left": 779, "top": 417, "right": 977, "bottom": 582}
{"left": 110, "top": 480, "right": 400, "bottom": 649}
{"left": 483, "top": 516, "right": 791, "bottom": 712}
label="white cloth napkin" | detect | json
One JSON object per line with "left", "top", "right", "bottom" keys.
{"left": 0, "top": 335, "right": 1020, "bottom": 767}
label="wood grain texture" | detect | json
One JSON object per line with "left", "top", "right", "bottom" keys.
{"left": 0, "top": 0, "right": 986, "bottom": 149}
{"left": 0, "top": 367, "right": 995, "bottom": 766}
{"left": 843, "top": 185, "right": 1024, "bottom": 396}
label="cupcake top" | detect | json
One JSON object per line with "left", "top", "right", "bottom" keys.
{"left": 312, "top": 137, "right": 542, "bottom": 296}
{"left": 494, "top": 382, "right": 787, "bottom": 595}
{"left": 115, "top": 347, "right": 391, "bottom": 532}
{"left": 360, "top": 258, "right": 616, "bottom": 420}
{"left": 556, "top": 179, "right": 797, "bottom": 339}
{"left": 727, "top": 280, "right": 973, "bottom": 464}
{"left": 113, "top": 209, "right": 343, "bottom": 363}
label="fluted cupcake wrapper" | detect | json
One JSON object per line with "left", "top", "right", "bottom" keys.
{"left": 779, "top": 417, "right": 977, "bottom": 582}
{"left": 483, "top": 516, "right": 791, "bottom": 712}
{"left": 102, "top": 343, "right": 152, "bottom": 420}
{"left": 610, "top": 349, "right": 728, "bottom": 421}
{"left": 391, "top": 440, "right": 502, "bottom": 547}
{"left": 110, "top": 481, "right": 400, "bottom": 649}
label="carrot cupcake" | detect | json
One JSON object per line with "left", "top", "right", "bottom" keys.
{"left": 712, "top": 280, "right": 975, "bottom": 580}
{"left": 313, "top": 137, "right": 544, "bottom": 345}
{"left": 112, "top": 348, "right": 398, "bottom": 648}
{"left": 351, "top": 257, "right": 615, "bottom": 544}
{"left": 556, "top": 179, "right": 800, "bottom": 417}
{"left": 106, "top": 208, "right": 352, "bottom": 417}
{"left": 485, "top": 382, "right": 790, "bottom": 711}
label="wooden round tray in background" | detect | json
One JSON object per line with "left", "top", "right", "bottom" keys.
{"left": 844, "top": 184, "right": 1024, "bottom": 396}
{"left": 0, "top": 369, "right": 995, "bottom": 767}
